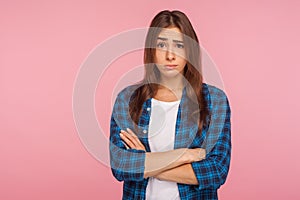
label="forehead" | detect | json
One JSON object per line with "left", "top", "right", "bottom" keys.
{"left": 157, "top": 27, "right": 184, "bottom": 41}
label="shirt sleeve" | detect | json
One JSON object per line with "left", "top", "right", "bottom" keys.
{"left": 191, "top": 88, "right": 231, "bottom": 190}
{"left": 109, "top": 90, "right": 146, "bottom": 182}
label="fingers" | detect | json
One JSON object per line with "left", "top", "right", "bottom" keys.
{"left": 120, "top": 129, "right": 139, "bottom": 148}
{"left": 119, "top": 128, "right": 146, "bottom": 151}
{"left": 121, "top": 141, "right": 130, "bottom": 149}
{"left": 197, "top": 148, "right": 206, "bottom": 160}
{"left": 120, "top": 131, "right": 135, "bottom": 148}
{"left": 198, "top": 148, "right": 206, "bottom": 160}
{"left": 126, "top": 128, "right": 144, "bottom": 147}
{"left": 187, "top": 148, "right": 206, "bottom": 162}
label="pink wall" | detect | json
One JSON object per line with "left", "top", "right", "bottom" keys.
{"left": 1, "top": 0, "right": 300, "bottom": 199}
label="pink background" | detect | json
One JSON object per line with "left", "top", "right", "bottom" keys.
{"left": 1, "top": 0, "right": 300, "bottom": 199}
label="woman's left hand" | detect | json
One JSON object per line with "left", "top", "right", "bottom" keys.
{"left": 120, "top": 128, "right": 146, "bottom": 151}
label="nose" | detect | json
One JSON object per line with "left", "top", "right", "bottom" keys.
{"left": 166, "top": 48, "right": 175, "bottom": 61}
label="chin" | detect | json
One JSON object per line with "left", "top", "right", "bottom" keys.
{"left": 159, "top": 70, "right": 184, "bottom": 78}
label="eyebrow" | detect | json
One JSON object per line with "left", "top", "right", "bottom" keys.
{"left": 157, "top": 37, "right": 184, "bottom": 43}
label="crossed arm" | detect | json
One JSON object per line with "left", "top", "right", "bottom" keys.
{"left": 119, "top": 128, "right": 203, "bottom": 185}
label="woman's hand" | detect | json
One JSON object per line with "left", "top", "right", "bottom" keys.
{"left": 183, "top": 148, "right": 206, "bottom": 163}
{"left": 120, "top": 128, "right": 146, "bottom": 151}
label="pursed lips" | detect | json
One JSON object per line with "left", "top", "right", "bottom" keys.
{"left": 164, "top": 64, "right": 178, "bottom": 69}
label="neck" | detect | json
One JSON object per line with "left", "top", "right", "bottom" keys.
{"left": 159, "top": 74, "right": 185, "bottom": 91}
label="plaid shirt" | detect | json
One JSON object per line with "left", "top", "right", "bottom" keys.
{"left": 109, "top": 83, "right": 231, "bottom": 200}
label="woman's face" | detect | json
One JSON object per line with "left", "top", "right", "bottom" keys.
{"left": 154, "top": 27, "right": 187, "bottom": 79}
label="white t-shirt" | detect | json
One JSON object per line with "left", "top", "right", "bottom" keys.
{"left": 145, "top": 98, "right": 181, "bottom": 200}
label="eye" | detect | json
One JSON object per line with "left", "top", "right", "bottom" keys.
{"left": 176, "top": 43, "right": 184, "bottom": 49}
{"left": 156, "top": 42, "right": 167, "bottom": 48}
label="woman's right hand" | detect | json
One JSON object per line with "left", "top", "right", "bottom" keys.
{"left": 144, "top": 148, "right": 206, "bottom": 178}
{"left": 183, "top": 148, "right": 206, "bottom": 163}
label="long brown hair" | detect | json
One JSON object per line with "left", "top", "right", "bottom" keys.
{"left": 129, "top": 10, "right": 209, "bottom": 134}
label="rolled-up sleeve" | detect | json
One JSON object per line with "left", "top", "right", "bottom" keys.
{"left": 109, "top": 90, "right": 146, "bottom": 182}
{"left": 191, "top": 88, "right": 231, "bottom": 190}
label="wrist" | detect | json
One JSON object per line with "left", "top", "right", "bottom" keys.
{"left": 177, "top": 148, "right": 193, "bottom": 164}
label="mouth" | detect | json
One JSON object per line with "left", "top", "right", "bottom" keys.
{"left": 164, "top": 64, "right": 178, "bottom": 70}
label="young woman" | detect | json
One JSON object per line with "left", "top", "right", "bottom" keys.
{"left": 109, "top": 10, "right": 231, "bottom": 200}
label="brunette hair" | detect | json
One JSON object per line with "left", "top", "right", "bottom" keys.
{"left": 129, "top": 10, "right": 209, "bottom": 134}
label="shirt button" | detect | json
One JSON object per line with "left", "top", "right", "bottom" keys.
{"left": 143, "top": 129, "right": 147, "bottom": 134}
{"left": 146, "top": 107, "right": 151, "bottom": 111}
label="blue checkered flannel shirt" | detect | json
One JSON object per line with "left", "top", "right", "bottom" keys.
{"left": 109, "top": 83, "right": 231, "bottom": 200}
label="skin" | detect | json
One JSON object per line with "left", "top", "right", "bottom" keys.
{"left": 154, "top": 27, "right": 187, "bottom": 102}
{"left": 120, "top": 27, "right": 206, "bottom": 185}
{"left": 120, "top": 128, "right": 205, "bottom": 184}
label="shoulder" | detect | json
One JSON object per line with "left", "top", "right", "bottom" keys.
{"left": 202, "top": 82, "right": 229, "bottom": 101}
{"left": 202, "top": 83, "right": 230, "bottom": 112}
{"left": 114, "top": 83, "right": 143, "bottom": 102}
{"left": 111, "top": 84, "right": 141, "bottom": 114}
